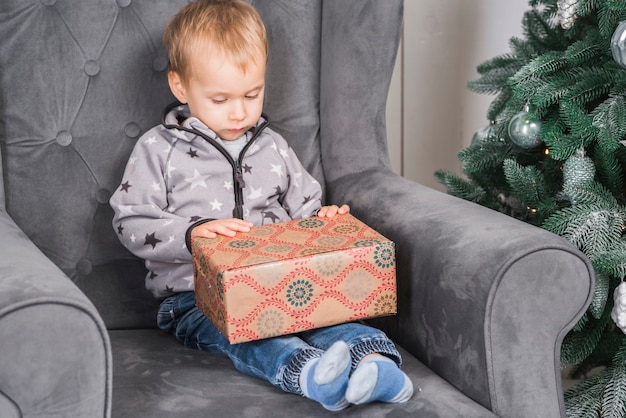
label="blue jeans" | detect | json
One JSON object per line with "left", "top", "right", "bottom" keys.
{"left": 157, "top": 291, "right": 401, "bottom": 395}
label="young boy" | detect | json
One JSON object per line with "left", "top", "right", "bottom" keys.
{"left": 110, "top": 0, "right": 414, "bottom": 411}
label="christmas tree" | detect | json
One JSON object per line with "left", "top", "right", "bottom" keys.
{"left": 435, "top": 0, "right": 626, "bottom": 416}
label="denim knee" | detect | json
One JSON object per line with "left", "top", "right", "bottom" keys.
{"left": 156, "top": 291, "right": 196, "bottom": 331}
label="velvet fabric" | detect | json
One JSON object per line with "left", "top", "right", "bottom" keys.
{"left": 0, "top": 1, "right": 593, "bottom": 417}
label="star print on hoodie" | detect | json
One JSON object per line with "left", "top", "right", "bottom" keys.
{"left": 109, "top": 103, "right": 323, "bottom": 299}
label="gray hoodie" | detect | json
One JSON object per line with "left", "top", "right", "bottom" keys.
{"left": 110, "top": 103, "right": 323, "bottom": 299}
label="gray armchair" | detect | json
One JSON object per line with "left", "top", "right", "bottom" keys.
{"left": 0, "top": 1, "right": 593, "bottom": 417}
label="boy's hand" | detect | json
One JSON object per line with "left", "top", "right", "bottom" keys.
{"left": 191, "top": 218, "right": 253, "bottom": 239}
{"left": 317, "top": 204, "right": 350, "bottom": 218}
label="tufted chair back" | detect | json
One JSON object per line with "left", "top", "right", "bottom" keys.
{"left": 0, "top": 0, "right": 401, "bottom": 330}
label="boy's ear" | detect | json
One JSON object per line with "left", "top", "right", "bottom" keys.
{"left": 168, "top": 71, "right": 188, "bottom": 104}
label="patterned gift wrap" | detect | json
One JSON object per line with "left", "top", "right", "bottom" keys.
{"left": 191, "top": 213, "right": 397, "bottom": 344}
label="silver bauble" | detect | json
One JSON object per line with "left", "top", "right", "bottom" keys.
{"left": 563, "top": 148, "right": 595, "bottom": 190}
{"left": 611, "top": 21, "right": 626, "bottom": 69}
{"left": 508, "top": 110, "right": 542, "bottom": 149}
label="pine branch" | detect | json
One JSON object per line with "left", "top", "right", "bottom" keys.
{"left": 573, "top": 330, "right": 625, "bottom": 375}
{"left": 509, "top": 36, "right": 543, "bottom": 62}
{"left": 522, "top": 9, "right": 568, "bottom": 51}
{"left": 561, "top": 310, "right": 612, "bottom": 367}
{"left": 458, "top": 142, "right": 510, "bottom": 175}
{"left": 600, "top": 341, "right": 626, "bottom": 418}
{"left": 546, "top": 133, "right": 589, "bottom": 161}
{"left": 564, "top": 29, "right": 606, "bottom": 67}
{"left": 577, "top": 0, "right": 600, "bottom": 19}
{"left": 565, "top": 372, "right": 604, "bottom": 417}
{"left": 593, "top": 240, "right": 626, "bottom": 280}
{"left": 539, "top": 154, "right": 568, "bottom": 194}
{"left": 541, "top": 112, "right": 569, "bottom": 150}
{"left": 475, "top": 54, "right": 524, "bottom": 76}
{"left": 590, "top": 273, "right": 611, "bottom": 320}
{"left": 434, "top": 170, "right": 488, "bottom": 204}
{"left": 562, "top": 181, "right": 619, "bottom": 207}
{"left": 467, "top": 68, "right": 518, "bottom": 95}
{"left": 487, "top": 90, "right": 513, "bottom": 121}
{"left": 593, "top": 93, "right": 626, "bottom": 154}
{"left": 563, "top": 66, "right": 622, "bottom": 109}
{"left": 530, "top": 71, "right": 576, "bottom": 112}
{"left": 559, "top": 100, "right": 598, "bottom": 146}
{"left": 503, "top": 159, "right": 550, "bottom": 208}
{"left": 598, "top": 3, "right": 626, "bottom": 37}
{"left": 607, "top": 0, "right": 626, "bottom": 13}
{"left": 510, "top": 50, "right": 568, "bottom": 87}
{"left": 592, "top": 142, "right": 624, "bottom": 197}
{"left": 541, "top": 203, "right": 623, "bottom": 256}
{"left": 467, "top": 168, "right": 511, "bottom": 198}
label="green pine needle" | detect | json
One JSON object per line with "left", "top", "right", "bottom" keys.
{"left": 541, "top": 203, "right": 623, "bottom": 256}
{"left": 487, "top": 90, "right": 514, "bottom": 121}
{"left": 565, "top": 372, "right": 604, "bottom": 417}
{"left": 564, "top": 30, "right": 607, "bottom": 67}
{"left": 563, "top": 182, "right": 619, "bottom": 207}
{"left": 434, "top": 170, "right": 487, "bottom": 203}
{"left": 559, "top": 100, "right": 598, "bottom": 145}
{"left": 561, "top": 312, "right": 610, "bottom": 367}
{"left": 589, "top": 273, "right": 610, "bottom": 320}
{"left": 563, "top": 66, "right": 626, "bottom": 106}
{"left": 593, "top": 240, "right": 626, "bottom": 280}
{"left": 510, "top": 51, "right": 567, "bottom": 87}
{"left": 593, "top": 93, "right": 626, "bottom": 152}
{"left": 503, "top": 159, "right": 549, "bottom": 207}
{"left": 592, "top": 143, "right": 624, "bottom": 197}
{"left": 600, "top": 342, "right": 626, "bottom": 417}
{"left": 458, "top": 142, "right": 510, "bottom": 175}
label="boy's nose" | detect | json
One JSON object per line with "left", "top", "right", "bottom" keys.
{"left": 229, "top": 100, "right": 247, "bottom": 121}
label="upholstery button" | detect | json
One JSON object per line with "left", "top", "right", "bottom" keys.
{"left": 124, "top": 122, "right": 141, "bottom": 138}
{"left": 116, "top": 0, "right": 131, "bottom": 7}
{"left": 95, "top": 188, "right": 111, "bottom": 204}
{"left": 76, "top": 259, "right": 93, "bottom": 276}
{"left": 153, "top": 53, "right": 168, "bottom": 72}
{"left": 40, "top": 0, "right": 57, "bottom": 6}
{"left": 56, "top": 130, "right": 72, "bottom": 146}
{"left": 84, "top": 60, "right": 100, "bottom": 76}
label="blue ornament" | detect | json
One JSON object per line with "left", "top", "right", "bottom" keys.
{"left": 508, "top": 106, "right": 542, "bottom": 149}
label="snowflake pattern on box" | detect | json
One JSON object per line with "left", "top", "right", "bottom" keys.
{"left": 344, "top": 270, "right": 373, "bottom": 300}
{"left": 191, "top": 214, "right": 397, "bottom": 343}
{"left": 286, "top": 279, "right": 314, "bottom": 307}
{"left": 256, "top": 309, "right": 285, "bottom": 339}
{"left": 313, "top": 253, "right": 343, "bottom": 277}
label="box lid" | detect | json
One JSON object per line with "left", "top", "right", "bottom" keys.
{"left": 192, "top": 214, "right": 393, "bottom": 271}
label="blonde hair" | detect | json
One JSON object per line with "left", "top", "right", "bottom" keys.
{"left": 163, "top": 0, "right": 268, "bottom": 81}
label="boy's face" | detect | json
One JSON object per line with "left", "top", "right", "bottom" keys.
{"left": 168, "top": 51, "right": 266, "bottom": 141}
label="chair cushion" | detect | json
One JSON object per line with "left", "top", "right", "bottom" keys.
{"left": 110, "top": 329, "right": 495, "bottom": 418}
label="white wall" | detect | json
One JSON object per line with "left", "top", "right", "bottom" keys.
{"left": 386, "top": 0, "right": 529, "bottom": 190}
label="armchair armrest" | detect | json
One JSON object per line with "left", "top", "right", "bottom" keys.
{"left": 327, "top": 168, "right": 594, "bottom": 418}
{"left": 0, "top": 209, "right": 111, "bottom": 418}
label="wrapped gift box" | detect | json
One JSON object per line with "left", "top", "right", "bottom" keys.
{"left": 191, "top": 213, "right": 396, "bottom": 344}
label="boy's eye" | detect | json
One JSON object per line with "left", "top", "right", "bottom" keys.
{"left": 245, "top": 94, "right": 259, "bottom": 100}
{"left": 212, "top": 98, "right": 227, "bottom": 104}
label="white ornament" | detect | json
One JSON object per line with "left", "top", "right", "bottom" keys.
{"left": 611, "top": 281, "right": 626, "bottom": 334}
{"left": 558, "top": 0, "right": 579, "bottom": 30}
